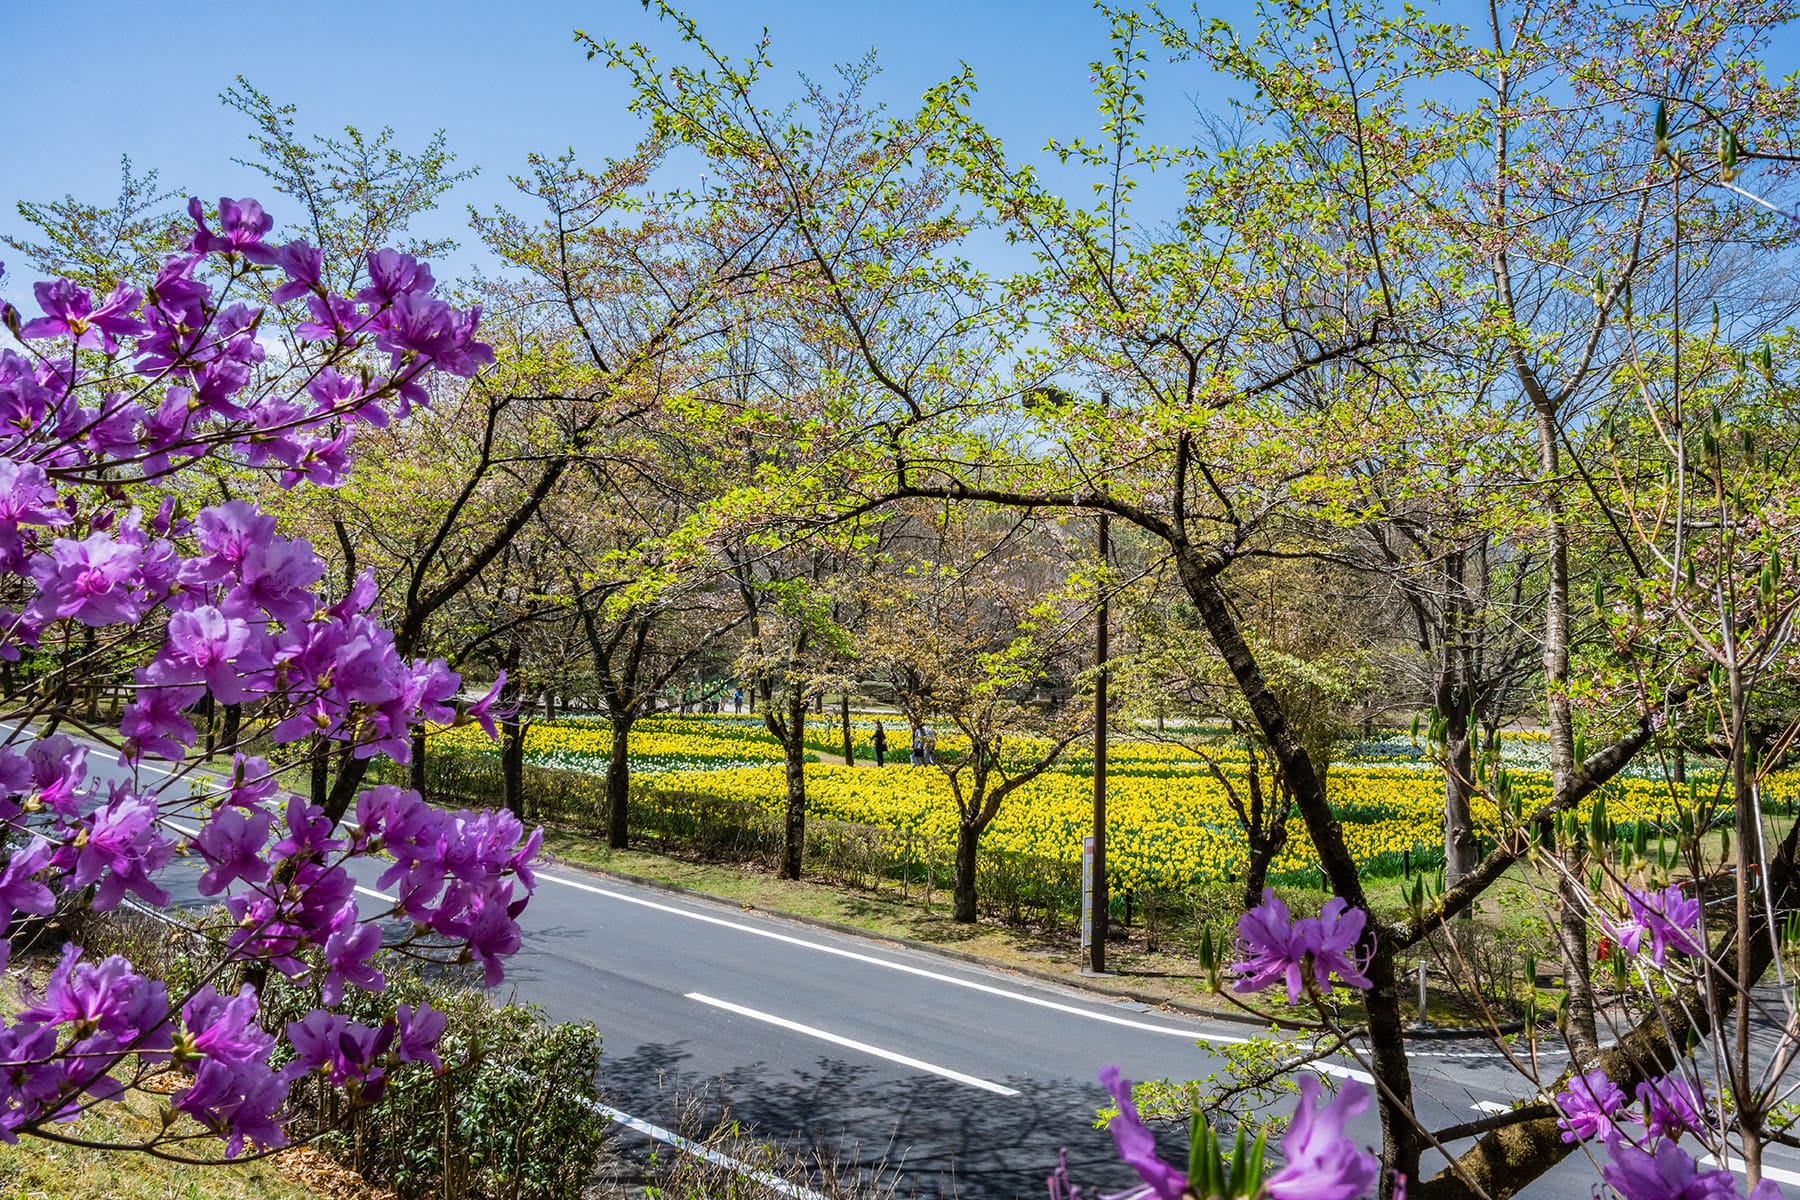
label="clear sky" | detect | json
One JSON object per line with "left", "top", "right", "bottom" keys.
{"left": 4, "top": 0, "right": 1256, "bottom": 284}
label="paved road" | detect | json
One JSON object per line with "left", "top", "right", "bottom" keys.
{"left": 37, "top": 733, "right": 1800, "bottom": 1199}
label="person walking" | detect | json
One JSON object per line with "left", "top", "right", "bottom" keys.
{"left": 872, "top": 720, "right": 887, "bottom": 768}
{"left": 733, "top": 687, "right": 743, "bottom": 715}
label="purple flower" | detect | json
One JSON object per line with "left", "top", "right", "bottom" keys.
{"left": 395, "top": 1003, "right": 446, "bottom": 1072}
{"left": 19, "top": 279, "right": 146, "bottom": 351}
{"left": 1307, "top": 898, "right": 1373, "bottom": 993}
{"left": 357, "top": 249, "right": 436, "bottom": 308}
{"left": 320, "top": 903, "right": 385, "bottom": 1005}
{"left": 194, "top": 804, "right": 274, "bottom": 895}
{"left": 147, "top": 606, "right": 269, "bottom": 705}
{"left": 175, "top": 1056, "right": 289, "bottom": 1158}
{"left": 1600, "top": 1132, "right": 1737, "bottom": 1200}
{"left": 181, "top": 984, "right": 274, "bottom": 1069}
{"left": 1098, "top": 1066, "right": 1187, "bottom": 1200}
{"left": 68, "top": 785, "right": 175, "bottom": 909}
{"left": 0, "top": 460, "right": 70, "bottom": 528}
{"left": 1615, "top": 887, "right": 1705, "bottom": 966}
{"left": 465, "top": 672, "right": 507, "bottom": 739}
{"left": 120, "top": 678, "right": 201, "bottom": 761}
{"left": 28, "top": 532, "right": 144, "bottom": 625}
{"left": 269, "top": 240, "right": 324, "bottom": 304}
{"left": 1637, "top": 1076, "right": 1704, "bottom": 1142}
{"left": 1233, "top": 890, "right": 1373, "bottom": 1004}
{"left": 188, "top": 197, "right": 277, "bottom": 264}
{"left": 1234, "top": 888, "right": 1309, "bottom": 1002}
{"left": 1265, "top": 1076, "right": 1379, "bottom": 1200}
{"left": 1558, "top": 1069, "right": 1629, "bottom": 1143}
{"left": 0, "top": 836, "right": 56, "bottom": 917}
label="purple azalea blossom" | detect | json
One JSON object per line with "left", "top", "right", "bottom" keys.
{"left": 0, "top": 836, "right": 57, "bottom": 917}
{"left": 28, "top": 532, "right": 144, "bottom": 625}
{"left": 188, "top": 197, "right": 277, "bottom": 264}
{"left": 194, "top": 805, "right": 274, "bottom": 895}
{"left": 1600, "top": 1132, "right": 1738, "bottom": 1200}
{"left": 319, "top": 903, "right": 385, "bottom": 1005}
{"left": 182, "top": 984, "right": 273, "bottom": 1065}
{"left": 1233, "top": 890, "right": 1374, "bottom": 1004}
{"left": 1615, "top": 887, "right": 1705, "bottom": 966}
{"left": 1265, "top": 1076, "right": 1380, "bottom": 1200}
{"left": 269, "top": 240, "right": 324, "bottom": 305}
{"left": 395, "top": 1003, "right": 447, "bottom": 1073}
{"left": 147, "top": 606, "right": 270, "bottom": 705}
{"left": 1558, "top": 1069, "right": 1629, "bottom": 1143}
{"left": 18, "top": 279, "right": 146, "bottom": 351}
{"left": 1637, "top": 1076, "right": 1705, "bottom": 1142}
{"left": 175, "top": 1057, "right": 289, "bottom": 1158}
{"left": 0, "top": 459, "right": 71, "bottom": 528}
{"left": 67, "top": 786, "right": 175, "bottom": 908}
{"left": 1098, "top": 1066, "right": 1187, "bottom": 1200}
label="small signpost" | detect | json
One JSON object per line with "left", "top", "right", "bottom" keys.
{"left": 1080, "top": 835, "right": 1095, "bottom": 957}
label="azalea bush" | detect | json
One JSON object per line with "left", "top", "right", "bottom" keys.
{"left": 0, "top": 197, "right": 538, "bottom": 1159}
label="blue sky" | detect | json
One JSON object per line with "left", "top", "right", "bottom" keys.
{"left": 5, "top": 1, "right": 1256, "bottom": 283}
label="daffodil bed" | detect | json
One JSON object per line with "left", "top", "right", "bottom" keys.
{"left": 429, "top": 715, "right": 1788, "bottom": 893}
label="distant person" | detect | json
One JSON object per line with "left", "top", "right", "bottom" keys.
{"left": 909, "top": 721, "right": 925, "bottom": 767}
{"left": 920, "top": 724, "right": 938, "bottom": 766}
{"left": 733, "top": 687, "right": 743, "bottom": 714}
{"left": 872, "top": 721, "right": 888, "bottom": 767}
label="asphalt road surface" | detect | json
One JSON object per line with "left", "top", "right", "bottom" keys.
{"left": 42, "top": 732, "right": 1800, "bottom": 1200}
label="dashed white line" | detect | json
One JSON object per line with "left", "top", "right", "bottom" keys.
{"left": 687, "top": 992, "right": 1020, "bottom": 1096}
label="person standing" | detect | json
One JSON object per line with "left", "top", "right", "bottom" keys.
{"left": 919, "top": 723, "right": 937, "bottom": 766}
{"left": 872, "top": 720, "right": 887, "bottom": 768}
{"left": 733, "top": 687, "right": 743, "bottom": 714}
{"left": 909, "top": 721, "right": 925, "bottom": 767}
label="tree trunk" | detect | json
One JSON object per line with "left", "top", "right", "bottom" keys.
{"left": 1534, "top": 405, "right": 1601, "bottom": 1065}
{"left": 220, "top": 703, "right": 242, "bottom": 755}
{"left": 310, "top": 735, "right": 329, "bottom": 809}
{"left": 953, "top": 820, "right": 981, "bottom": 923}
{"left": 779, "top": 689, "right": 808, "bottom": 879}
{"left": 840, "top": 694, "right": 854, "bottom": 765}
{"left": 1242, "top": 840, "right": 1276, "bottom": 911}
{"left": 607, "top": 717, "right": 632, "bottom": 849}
{"left": 408, "top": 727, "right": 428, "bottom": 794}
{"left": 1174, "top": 550, "right": 1420, "bottom": 1183}
{"left": 1444, "top": 724, "right": 1480, "bottom": 892}
{"left": 501, "top": 707, "right": 526, "bottom": 821}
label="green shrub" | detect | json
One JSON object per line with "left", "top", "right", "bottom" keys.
{"left": 70, "top": 908, "right": 605, "bottom": 1200}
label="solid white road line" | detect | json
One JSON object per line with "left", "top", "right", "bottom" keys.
{"left": 686, "top": 992, "right": 1021, "bottom": 1096}
{"left": 1699, "top": 1152, "right": 1800, "bottom": 1187}
{"left": 535, "top": 869, "right": 1246, "bottom": 1044}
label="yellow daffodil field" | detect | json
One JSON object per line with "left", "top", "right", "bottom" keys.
{"left": 427, "top": 715, "right": 1783, "bottom": 895}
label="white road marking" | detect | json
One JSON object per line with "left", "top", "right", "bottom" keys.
{"left": 687, "top": 992, "right": 1020, "bottom": 1096}
{"left": 1701, "top": 1152, "right": 1800, "bottom": 1187}
{"left": 536, "top": 869, "right": 1246, "bottom": 1044}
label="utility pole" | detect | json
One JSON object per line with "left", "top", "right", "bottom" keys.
{"left": 1090, "top": 393, "right": 1111, "bottom": 974}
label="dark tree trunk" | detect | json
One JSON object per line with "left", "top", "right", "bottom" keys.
{"left": 1174, "top": 549, "right": 1421, "bottom": 1181}
{"left": 840, "top": 694, "right": 854, "bottom": 765}
{"left": 220, "top": 703, "right": 242, "bottom": 754}
{"left": 779, "top": 689, "right": 808, "bottom": 880}
{"left": 607, "top": 717, "right": 632, "bottom": 849}
{"left": 501, "top": 711, "right": 526, "bottom": 820}
{"left": 1444, "top": 723, "right": 1480, "bottom": 891}
{"left": 409, "top": 726, "right": 428, "bottom": 794}
{"left": 953, "top": 820, "right": 981, "bottom": 923}
{"left": 310, "top": 735, "right": 329, "bottom": 809}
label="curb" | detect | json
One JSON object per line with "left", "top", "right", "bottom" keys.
{"left": 538, "top": 850, "right": 1519, "bottom": 1043}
